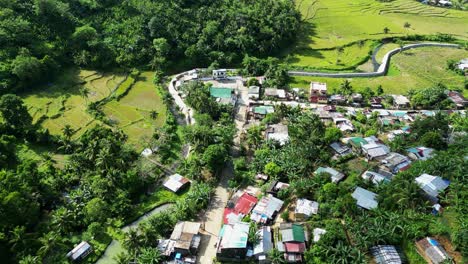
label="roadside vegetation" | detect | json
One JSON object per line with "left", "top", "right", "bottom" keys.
{"left": 290, "top": 47, "right": 468, "bottom": 96}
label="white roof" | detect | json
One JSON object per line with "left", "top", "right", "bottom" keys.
{"left": 352, "top": 187, "right": 378, "bottom": 210}
{"left": 67, "top": 241, "right": 91, "bottom": 261}
{"left": 266, "top": 124, "right": 289, "bottom": 145}
{"left": 295, "top": 198, "right": 319, "bottom": 218}
{"left": 163, "top": 174, "right": 189, "bottom": 192}
{"left": 313, "top": 228, "right": 327, "bottom": 243}
{"left": 141, "top": 148, "right": 153, "bottom": 157}
{"left": 415, "top": 174, "right": 449, "bottom": 198}
{"left": 392, "top": 95, "right": 410, "bottom": 105}
{"left": 362, "top": 171, "right": 389, "bottom": 184}
{"left": 277, "top": 89, "right": 286, "bottom": 98}
{"left": 310, "top": 82, "right": 327, "bottom": 91}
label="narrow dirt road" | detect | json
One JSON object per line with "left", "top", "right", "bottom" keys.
{"left": 196, "top": 79, "right": 247, "bottom": 263}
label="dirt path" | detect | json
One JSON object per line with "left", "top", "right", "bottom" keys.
{"left": 196, "top": 79, "right": 247, "bottom": 263}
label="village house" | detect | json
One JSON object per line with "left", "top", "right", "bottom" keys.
{"left": 224, "top": 191, "right": 258, "bottom": 224}
{"left": 380, "top": 152, "right": 412, "bottom": 174}
{"left": 447, "top": 91, "right": 467, "bottom": 108}
{"left": 415, "top": 237, "right": 452, "bottom": 264}
{"left": 294, "top": 198, "right": 319, "bottom": 221}
{"left": 169, "top": 221, "right": 201, "bottom": 258}
{"left": 361, "top": 143, "right": 390, "bottom": 160}
{"left": 457, "top": 58, "right": 468, "bottom": 71}
{"left": 309, "top": 82, "right": 328, "bottom": 104}
{"left": 253, "top": 105, "right": 275, "bottom": 119}
{"left": 253, "top": 226, "right": 273, "bottom": 263}
{"left": 163, "top": 174, "right": 191, "bottom": 193}
{"left": 329, "top": 94, "right": 347, "bottom": 105}
{"left": 314, "top": 166, "right": 345, "bottom": 183}
{"left": 415, "top": 174, "right": 449, "bottom": 203}
{"left": 370, "top": 245, "right": 404, "bottom": 264}
{"left": 212, "top": 69, "right": 227, "bottom": 79}
{"left": 264, "top": 88, "right": 287, "bottom": 100}
{"left": 333, "top": 117, "right": 354, "bottom": 132}
{"left": 251, "top": 195, "right": 284, "bottom": 224}
{"left": 407, "top": 146, "right": 435, "bottom": 161}
{"left": 248, "top": 86, "right": 260, "bottom": 100}
{"left": 361, "top": 170, "right": 392, "bottom": 185}
{"left": 330, "top": 142, "right": 352, "bottom": 157}
{"left": 350, "top": 93, "right": 363, "bottom": 104}
{"left": 266, "top": 180, "right": 290, "bottom": 196}
{"left": 266, "top": 123, "right": 289, "bottom": 145}
{"left": 66, "top": 241, "right": 92, "bottom": 262}
{"left": 391, "top": 95, "right": 410, "bottom": 109}
{"left": 370, "top": 97, "right": 384, "bottom": 108}
{"left": 347, "top": 137, "right": 368, "bottom": 152}
{"left": 277, "top": 223, "right": 308, "bottom": 263}
{"left": 352, "top": 187, "right": 378, "bottom": 210}
{"left": 216, "top": 222, "right": 250, "bottom": 261}
{"left": 209, "top": 87, "right": 237, "bottom": 105}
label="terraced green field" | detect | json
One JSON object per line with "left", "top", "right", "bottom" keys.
{"left": 288, "top": 0, "right": 468, "bottom": 69}
{"left": 22, "top": 70, "right": 167, "bottom": 149}
{"left": 102, "top": 72, "right": 167, "bottom": 149}
{"left": 290, "top": 47, "right": 468, "bottom": 95}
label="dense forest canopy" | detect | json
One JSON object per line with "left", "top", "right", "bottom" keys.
{"left": 0, "top": 0, "right": 301, "bottom": 93}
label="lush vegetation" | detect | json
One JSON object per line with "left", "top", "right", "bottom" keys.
{"left": 286, "top": 0, "right": 468, "bottom": 70}
{"left": 237, "top": 105, "right": 468, "bottom": 263}
{"left": 290, "top": 47, "right": 468, "bottom": 96}
{"left": 1, "top": 0, "right": 301, "bottom": 94}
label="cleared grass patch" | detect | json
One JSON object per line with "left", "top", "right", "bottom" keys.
{"left": 288, "top": 0, "right": 468, "bottom": 69}
{"left": 290, "top": 47, "right": 468, "bottom": 95}
{"left": 102, "top": 72, "right": 167, "bottom": 150}
{"left": 288, "top": 40, "right": 377, "bottom": 70}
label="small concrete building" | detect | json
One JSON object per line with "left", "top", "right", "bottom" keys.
{"left": 67, "top": 241, "right": 92, "bottom": 262}
{"left": 309, "top": 82, "right": 328, "bottom": 103}
{"left": 392, "top": 95, "right": 410, "bottom": 109}
{"left": 212, "top": 69, "right": 227, "bottom": 79}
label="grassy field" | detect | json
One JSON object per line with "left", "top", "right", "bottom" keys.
{"left": 102, "top": 72, "right": 167, "bottom": 150}
{"left": 290, "top": 47, "right": 468, "bottom": 95}
{"left": 22, "top": 69, "right": 167, "bottom": 150}
{"left": 286, "top": 0, "right": 468, "bottom": 69}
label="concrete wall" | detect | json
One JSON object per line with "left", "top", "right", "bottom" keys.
{"left": 288, "top": 43, "right": 461, "bottom": 78}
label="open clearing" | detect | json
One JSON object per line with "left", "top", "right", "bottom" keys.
{"left": 22, "top": 69, "right": 167, "bottom": 150}
{"left": 102, "top": 72, "right": 167, "bottom": 149}
{"left": 287, "top": 0, "right": 468, "bottom": 69}
{"left": 290, "top": 47, "right": 468, "bottom": 95}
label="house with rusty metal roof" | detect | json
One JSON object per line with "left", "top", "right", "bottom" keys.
{"left": 163, "top": 174, "right": 191, "bottom": 193}
{"left": 415, "top": 237, "right": 452, "bottom": 264}
{"left": 251, "top": 195, "right": 284, "bottom": 224}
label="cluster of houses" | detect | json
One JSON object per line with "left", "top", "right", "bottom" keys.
{"left": 216, "top": 185, "right": 315, "bottom": 263}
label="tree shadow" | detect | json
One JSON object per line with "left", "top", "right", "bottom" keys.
{"left": 278, "top": 21, "right": 322, "bottom": 63}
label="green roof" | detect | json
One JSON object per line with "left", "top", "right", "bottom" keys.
{"left": 210, "top": 87, "right": 233, "bottom": 99}
{"left": 292, "top": 224, "right": 305, "bottom": 242}
{"left": 349, "top": 137, "right": 367, "bottom": 147}
{"left": 254, "top": 106, "right": 274, "bottom": 115}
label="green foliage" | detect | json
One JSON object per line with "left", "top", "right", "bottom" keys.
{"left": 324, "top": 127, "right": 343, "bottom": 144}
{"left": 409, "top": 84, "right": 453, "bottom": 109}
{"left": 0, "top": 94, "right": 33, "bottom": 134}
{"left": 264, "top": 162, "right": 282, "bottom": 179}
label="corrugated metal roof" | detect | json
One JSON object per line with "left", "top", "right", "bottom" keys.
{"left": 415, "top": 174, "right": 449, "bottom": 198}
{"left": 352, "top": 187, "right": 378, "bottom": 210}
{"left": 219, "top": 222, "right": 249, "bottom": 249}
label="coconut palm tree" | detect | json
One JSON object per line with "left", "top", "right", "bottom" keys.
{"left": 269, "top": 248, "right": 286, "bottom": 264}
{"left": 62, "top": 124, "right": 74, "bottom": 140}
{"left": 79, "top": 87, "right": 90, "bottom": 103}
{"left": 122, "top": 228, "right": 143, "bottom": 255}
{"left": 137, "top": 247, "right": 162, "bottom": 264}
{"left": 383, "top": 27, "right": 390, "bottom": 34}
{"left": 149, "top": 110, "right": 158, "bottom": 120}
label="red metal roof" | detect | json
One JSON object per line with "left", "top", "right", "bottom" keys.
{"left": 284, "top": 242, "right": 306, "bottom": 253}
{"left": 235, "top": 193, "right": 258, "bottom": 215}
